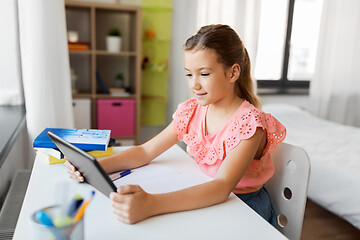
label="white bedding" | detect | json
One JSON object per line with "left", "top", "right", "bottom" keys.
{"left": 263, "top": 104, "right": 360, "bottom": 229}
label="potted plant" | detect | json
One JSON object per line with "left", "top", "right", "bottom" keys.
{"left": 106, "top": 27, "right": 122, "bottom": 52}
{"left": 113, "top": 72, "right": 124, "bottom": 88}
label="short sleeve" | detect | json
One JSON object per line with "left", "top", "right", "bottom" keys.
{"left": 263, "top": 112, "right": 286, "bottom": 153}
{"left": 224, "top": 108, "right": 286, "bottom": 154}
{"left": 172, "top": 98, "right": 198, "bottom": 140}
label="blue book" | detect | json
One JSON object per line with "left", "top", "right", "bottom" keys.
{"left": 33, "top": 128, "right": 111, "bottom": 151}
{"left": 96, "top": 71, "right": 108, "bottom": 94}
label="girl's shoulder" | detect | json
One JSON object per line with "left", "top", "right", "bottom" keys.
{"left": 227, "top": 100, "right": 286, "bottom": 154}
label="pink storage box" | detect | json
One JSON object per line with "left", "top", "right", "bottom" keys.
{"left": 97, "top": 99, "right": 135, "bottom": 137}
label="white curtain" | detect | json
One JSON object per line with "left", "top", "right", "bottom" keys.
{"left": 196, "top": 0, "right": 261, "bottom": 72}
{"left": 0, "top": 0, "right": 24, "bottom": 105}
{"left": 18, "top": 0, "right": 74, "bottom": 146}
{"left": 309, "top": 0, "right": 360, "bottom": 127}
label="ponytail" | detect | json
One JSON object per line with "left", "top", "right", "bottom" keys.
{"left": 235, "top": 48, "right": 262, "bottom": 108}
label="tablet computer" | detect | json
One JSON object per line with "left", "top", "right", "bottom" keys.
{"left": 47, "top": 131, "right": 117, "bottom": 197}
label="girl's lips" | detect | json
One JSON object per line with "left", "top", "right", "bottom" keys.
{"left": 195, "top": 92, "right": 207, "bottom": 98}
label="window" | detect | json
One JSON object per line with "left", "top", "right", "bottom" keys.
{"left": 255, "top": 0, "right": 323, "bottom": 94}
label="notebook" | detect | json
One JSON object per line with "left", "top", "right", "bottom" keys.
{"left": 33, "top": 128, "right": 111, "bottom": 151}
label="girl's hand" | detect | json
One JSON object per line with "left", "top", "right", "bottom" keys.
{"left": 64, "top": 160, "right": 84, "bottom": 182}
{"left": 110, "top": 185, "right": 154, "bottom": 224}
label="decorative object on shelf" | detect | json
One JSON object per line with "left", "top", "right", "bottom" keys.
{"left": 145, "top": 28, "right": 156, "bottom": 39}
{"left": 113, "top": 72, "right": 124, "bottom": 88}
{"left": 142, "top": 56, "right": 151, "bottom": 70}
{"left": 110, "top": 72, "right": 130, "bottom": 96}
{"left": 70, "top": 68, "right": 78, "bottom": 94}
{"left": 67, "top": 31, "right": 79, "bottom": 42}
{"left": 106, "top": 27, "right": 122, "bottom": 52}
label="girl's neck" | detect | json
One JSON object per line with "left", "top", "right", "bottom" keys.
{"left": 208, "top": 95, "right": 244, "bottom": 116}
{"left": 205, "top": 95, "right": 244, "bottom": 136}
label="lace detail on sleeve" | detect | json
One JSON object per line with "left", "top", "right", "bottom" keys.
{"left": 224, "top": 108, "right": 286, "bottom": 154}
{"left": 263, "top": 113, "right": 287, "bottom": 153}
{"left": 172, "top": 98, "right": 198, "bottom": 140}
{"left": 224, "top": 109, "right": 267, "bottom": 152}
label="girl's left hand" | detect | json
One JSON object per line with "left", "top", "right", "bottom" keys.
{"left": 110, "top": 185, "right": 154, "bottom": 224}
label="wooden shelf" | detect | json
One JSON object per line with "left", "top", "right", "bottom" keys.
{"left": 66, "top": 1, "right": 142, "bottom": 142}
{"left": 95, "top": 50, "right": 137, "bottom": 56}
{"left": 72, "top": 93, "right": 93, "bottom": 98}
{"left": 65, "top": 0, "right": 140, "bottom": 11}
{"left": 69, "top": 50, "right": 92, "bottom": 55}
{"left": 95, "top": 94, "right": 136, "bottom": 99}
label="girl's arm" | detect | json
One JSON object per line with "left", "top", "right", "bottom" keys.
{"left": 98, "top": 121, "right": 179, "bottom": 174}
{"left": 64, "top": 122, "right": 179, "bottom": 181}
{"left": 110, "top": 127, "right": 266, "bottom": 224}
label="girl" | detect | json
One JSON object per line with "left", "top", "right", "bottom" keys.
{"left": 65, "top": 24, "right": 286, "bottom": 226}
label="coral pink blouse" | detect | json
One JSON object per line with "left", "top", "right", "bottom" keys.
{"left": 172, "top": 98, "right": 286, "bottom": 194}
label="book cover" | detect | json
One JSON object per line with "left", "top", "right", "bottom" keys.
{"left": 87, "top": 146, "right": 113, "bottom": 158}
{"left": 36, "top": 146, "right": 113, "bottom": 165}
{"left": 96, "top": 71, "right": 108, "bottom": 94}
{"left": 33, "top": 128, "right": 111, "bottom": 151}
{"left": 34, "top": 147, "right": 64, "bottom": 159}
{"left": 68, "top": 46, "right": 89, "bottom": 51}
{"left": 36, "top": 151, "right": 66, "bottom": 165}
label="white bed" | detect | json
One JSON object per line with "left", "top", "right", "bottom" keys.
{"left": 263, "top": 104, "right": 360, "bottom": 230}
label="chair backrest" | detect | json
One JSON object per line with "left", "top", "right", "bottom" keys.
{"left": 264, "top": 142, "right": 311, "bottom": 240}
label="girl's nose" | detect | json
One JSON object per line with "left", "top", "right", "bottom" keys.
{"left": 190, "top": 76, "right": 201, "bottom": 90}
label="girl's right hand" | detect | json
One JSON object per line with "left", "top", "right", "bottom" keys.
{"left": 64, "top": 160, "right": 84, "bottom": 182}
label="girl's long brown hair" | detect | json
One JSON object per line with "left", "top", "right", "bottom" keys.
{"left": 184, "top": 24, "right": 261, "bottom": 108}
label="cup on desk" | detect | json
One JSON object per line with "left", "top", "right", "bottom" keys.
{"left": 29, "top": 205, "right": 84, "bottom": 240}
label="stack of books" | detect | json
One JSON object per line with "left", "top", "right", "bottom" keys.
{"left": 33, "top": 128, "right": 114, "bottom": 165}
{"left": 68, "top": 41, "right": 90, "bottom": 51}
{"left": 109, "top": 88, "right": 130, "bottom": 97}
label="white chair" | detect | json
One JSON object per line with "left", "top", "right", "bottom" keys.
{"left": 265, "top": 142, "right": 311, "bottom": 240}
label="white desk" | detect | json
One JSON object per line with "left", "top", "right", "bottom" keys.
{"left": 13, "top": 145, "right": 287, "bottom": 240}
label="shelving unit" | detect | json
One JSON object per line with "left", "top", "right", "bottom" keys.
{"left": 65, "top": 0, "right": 142, "bottom": 143}
{"left": 141, "top": 0, "right": 172, "bottom": 126}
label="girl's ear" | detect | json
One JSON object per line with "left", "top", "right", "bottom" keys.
{"left": 229, "top": 64, "right": 241, "bottom": 83}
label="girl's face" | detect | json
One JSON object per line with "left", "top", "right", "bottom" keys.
{"left": 184, "top": 49, "right": 237, "bottom": 106}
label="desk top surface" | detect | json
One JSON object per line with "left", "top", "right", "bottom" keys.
{"left": 13, "top": 145, "right": 287, "bottom": 240}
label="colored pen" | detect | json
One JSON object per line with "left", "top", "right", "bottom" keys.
{"left": 67, "top": 194, "right": 84, "bottom": 217}
{"left": 35, "top": 210, "right": 54, "bottom": 227}
{"left": 110, "top": 169, "right": 131, "bottom": 181}
{"left": 72, "top": 190, "right": 95, "bottom": 223}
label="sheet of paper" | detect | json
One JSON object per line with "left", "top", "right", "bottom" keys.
{"left": 110, "top": 163, "right": 210, "bottom": 194}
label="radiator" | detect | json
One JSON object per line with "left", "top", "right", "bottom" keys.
{"left": 0, "top": 169, "right": 31, "bottom": 239}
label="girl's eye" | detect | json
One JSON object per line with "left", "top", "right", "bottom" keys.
{"left": 201, "top": 73, "right": 210, "bottom": 76}
{"left": 186, "top": 73, "right": 192, "bottom": 77}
